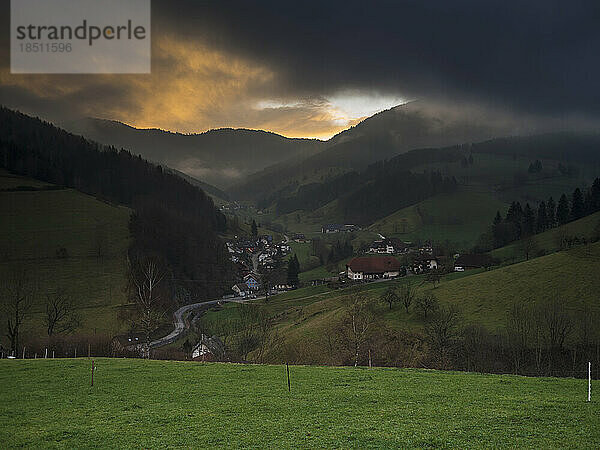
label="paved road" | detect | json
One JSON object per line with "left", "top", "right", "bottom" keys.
{"left": 251, "top": 252, "right": 261, "bottom": 273}
{"left": 149, "top": 296, "right": 261, "bottom": 349}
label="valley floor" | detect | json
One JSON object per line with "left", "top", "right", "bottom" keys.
{"left": 1, "top": 358, "right": 598, "bottom": 448}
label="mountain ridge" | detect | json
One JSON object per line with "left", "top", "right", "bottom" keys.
{"left": 61, "top": 117, "right": 326, "bottom": 188}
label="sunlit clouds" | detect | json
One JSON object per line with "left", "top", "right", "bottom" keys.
{"left": 253, "top": 92, "right": 407, "bottom": 139}
{"left": 0, "top": 36, "right": 404, "bottom": 139}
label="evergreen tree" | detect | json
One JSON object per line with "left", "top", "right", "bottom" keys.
{"left": 522, "top": 203, "right": 536, "bottom": 236}
{"left": 536, "top": 201, "right": 548, "bottom": 233}
{"left": 493, "top": 211, "right": 503, "bottom": 226}
{"left": 505, "top": 201, "right": 523, "bottom": 238}
{"left": 571, "top": 188, "right": 585, "bottom": 220}
{"left": 527, "top": 159, "right": 542, "bottom": 173}
{"left": 591, "top": 178, "right": 600, "bottom": 213}
{"left": 491, "top": 211, "right": 511, "bottom": 248}
{"left": 251, "top": 219, "right": 258, "bottom": 238}
{"left": 556, "top": 194, "right": 570, "bottom": 225}
{"left": 547, "top": 197, "right": 556, "bottom": 227}
{"left": 286, "top": 254, "right": 300, "bottom": 286}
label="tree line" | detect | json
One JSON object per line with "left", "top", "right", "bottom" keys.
{"left": 489, "top": 178, "right": 600, "bottom": 248}
{"left": 273, "top": 147, "right": 461, "bottom": 224}
{"left": 276, "top": 287, "right": 600, "bottom": 379}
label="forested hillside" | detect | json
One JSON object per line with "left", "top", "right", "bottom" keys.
{"left": 0, "top": 107, "right": 234, "bottom": 300}
{"left": 63, "top": 117, "right": 325, "bottom": 188}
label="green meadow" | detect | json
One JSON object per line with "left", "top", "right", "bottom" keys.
{"left": 0, "top": 358, "right": 598, "bottom": 448}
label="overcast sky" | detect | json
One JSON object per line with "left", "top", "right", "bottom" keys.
{"left": 1, "top": 0, "right": 599, "bottom": 139}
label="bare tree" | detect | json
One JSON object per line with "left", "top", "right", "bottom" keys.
{"left": 415, "top": 293, "right": 439, "bottom": 319}
{"left": 380, "top": 287, "right": 398, "bottom": 310}
{"left": 533, "top": 298, "right": 572, "bottom": 375}
{"left": 128, "top": 254, "right": 167, "bottom": 358}
{"left": 398, "top": 282, "right": 416, "bottom": 313}
{"left": 425, "top": 270, "right": 443, "bottom": 288}
{"left": 541, "top": 298, "right": 571, "bottom": 352}
{"left": 1, "top": 268, "right": 36, "bottom": 355}
{"left": 338, "top": 291, "right": 377, "bottom": 367}
{"left": 555, "top": 227, "right": 569, "bottom": 251}
{"left": 425, "top": 305, "right": 461, "bottom": 367}
{"left": 505, "top": 302, "right": 532, "bottom": 374}
{"left": 518, "top": 235, "right": 538, "bottom": 260}
{"left": 93, "top": 223, "right": 108, "bottom": 258}
{"left": 45, "top": 289, "right": 81, "bottom": 336}
{"left": 233, "top": 305, "right": 272, "bottom": 362}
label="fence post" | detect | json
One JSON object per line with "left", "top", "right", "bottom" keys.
{"left": 52, "top": 350, "right": 55, "bottom": 359}
{"left": 589, "top": 362, "right": 592, "bottom": 402}
{"left": 45, "top": 348, "right": 48, "bottom": 359}
{"left": 22, "top": 346, "right": 26, "bottom": 359}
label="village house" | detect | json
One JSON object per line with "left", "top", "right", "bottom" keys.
{"left": 273, "top": 282, "right": 294, "bottom": 291}
{"left": 291, "top": 233, "right": 308, "bottom": 243}
{"left": 454, "top": 254, "right": 494, "bottom": 271}
{"left": 192, "top": 334, "right": 226, "bottom": 361}
{"left": 244, "top": 273, "right": 260, "bottom": 290}
{"left": 346, "top": 256, "right": 402, "bottom": 280}
{"left": 412, "top": 257, "right": 439, "bottom": 274}
{"left": 232, "top": 282, "right": 251, "bottom": 297}
{"left": 418, "top": 241, "right": 434, "bottom": 255}
{"left": 368, "top": 238, "right": 413, "bottom": 255}
{"left": 321, "top": 224, "right": 359, "bottom": 233}
{"left": 368, "top": 239, "right": 395, "bottom": 254}
{"left": 260, "top": 235, "right": 273, "bottom": 244}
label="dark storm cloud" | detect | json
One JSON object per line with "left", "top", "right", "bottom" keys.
{"left": 154, "top": 0, "right": 600, "bottom": 117}
{"left": 1, "top": 0, "right": 599, "bottom": 137}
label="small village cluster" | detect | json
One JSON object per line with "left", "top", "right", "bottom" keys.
{"left": 226, "top": 234, "right": 293, "bottom": 297}
{"left": 225, "top": 229, "right": 493, "bottom": 298}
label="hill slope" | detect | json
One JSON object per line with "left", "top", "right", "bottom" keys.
{"left": 0, "top": 170, "right": 131, "bottom": 337}
{"left": 62, "top": 118, "right": 325, "bottom": 188}
{"left": 490, "top": 211, "right": 600, "bottom": 263}
{"left": 201, "top": 241, "right": 600, "bottom": 368}
{"left": 1, "top": 359, "right": 598, "bottom": 448}
{"left": 228, "top": 102, "right": 510, "bottom": 201}
{"left": 264, "top": 136, "right": 599, "bottom": 248}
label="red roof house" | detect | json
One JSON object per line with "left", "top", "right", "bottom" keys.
{"left": 346, "top": 256, "right": 402, "bottom": 280}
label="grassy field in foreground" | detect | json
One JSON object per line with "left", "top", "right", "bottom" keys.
{"left": 1, "top": 359, "right": 598, "bottom": 449}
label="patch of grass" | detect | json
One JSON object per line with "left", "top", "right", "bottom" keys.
{"left": 288, "top": 241, "right": 320, "bottom": 270}
{"left": 435, "top": 241, "right": 600, "bottom": 329}
{"left": 0, "top": 358, "right": 598, "bottom": 448}
{"left": 491, "top": 212, "right": 600, "bottom": 263}
{"left": 0, "top": 171, "right": 131, "bottom": 340}
{"left": 369, "top": 188, "right": 508, "bottom": 249}
{"left": 299, "top": 264, "right": 336, "bottom": 281}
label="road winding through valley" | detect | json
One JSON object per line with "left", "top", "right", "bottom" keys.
{"left": 149, "top": 296, "right": 261, "bottom": 348}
